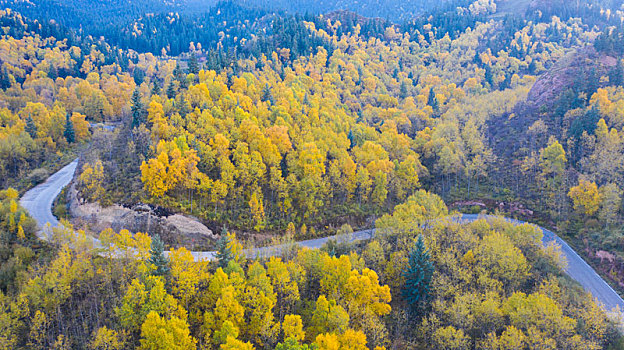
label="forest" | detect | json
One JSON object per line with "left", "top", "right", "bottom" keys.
{"left": 2, "top": 0, "right": 624, "bottom": 348}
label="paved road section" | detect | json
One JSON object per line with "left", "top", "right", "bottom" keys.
{"left": 457, "top": 214, "right": 624, "bottom": 312}
{"left": 20, "top": 159, "right": 79, "bottom": 240}
{"left": 20, "top": 160, "right": 624, "bottom": 312}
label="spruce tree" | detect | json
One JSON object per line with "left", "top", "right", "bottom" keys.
{"left": 484, "top": 65, "right": 494, "bottom": 88}
{"left": 215, "top": 228, "right": 234, "bottom": 269}
{"left": 261, "top": 84, "right": 274, "bottom": 105}
{"left": 402, "top": 235, "right": 434, "bottom": 316}
{"left": 151, "top": 81, "right": 161, "bottom": 96}
{"left": 148, "top": 234, "right": 170, "bottom": 277}
{"left": 427, "top": 88, "right": 439, "bottom": 115}
{"left": 131, "top": 89, "right": 145, "bottom": 128}
{"left": 348, "top": 130, "right": 356, "bottom": 150}
{"left": 0, "top": 67, "right": 10, "bottom": 89}
{"left": 25, "top": 114, "right": 37, "bottom": 139}
{"left": 610, "top": 60, "right": 624, "bottom": 87}
{"left": 188, "top": 52, "right": 199, "bottom": 75}
{"left": 399, "top": 81, "right": 408, "bottom": 99}
{"left": 166, "top": 80, "right": 176, "bottom": 99}
{"left": 133, "top": 68, "right": 145, "bottom": 85}
{"left": 174, "top": 63, "right": 186, "bottom": 88}
{"left": 64, "top": 112, "right": 75, "bottom": 143}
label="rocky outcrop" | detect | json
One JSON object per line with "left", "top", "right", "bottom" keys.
{"left": 67, "top": 183, "right": 216, "bottom": 249}
{"left": 526, "top": 47, "right": 617, "bottom": 108}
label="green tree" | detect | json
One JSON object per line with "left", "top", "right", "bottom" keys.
{"left": 131, "top": 88, "right": 146, "bottom": 128}
{"left": 148, "top": 235, "right": 170, "bottom": 277}
{"left": 64, "top": 112, "right": 75, "bottom": 144}
{"left": 151, "top": 81, "right": 161, "bottom": 96}
{"left": 188, "top": 53, "right": 199, "bottom": 74}
{"left": 134, "top": 68, "right": 145, "bottom": 85}
{"left": 25, "top": 114, "right": 37, "bottom": 139}
{"left": 402, "top": 235, "right": 433, "bottom": 316}
{"left": 428, "top": 88, "right": 439, "bottom": 114}
{"left": 215, "top": 230, "right": 234, "bottom": 269}
{"left": 166, "top": 81, "right": 176, "bottom": 99}
{"left": 261, "top": 84, "right": 274, "bottom": 105}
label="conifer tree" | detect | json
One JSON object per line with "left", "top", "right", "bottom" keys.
{"left": 64, "top": 112, "right": 75, "bottom": 144}
{"left": 427, "top": 88, "right": 439, "bottom": 115}
{"left": 148, "top": 234, "right": 170, "bottom": 277}
{"left": 133, "top": 68, "right": 145, "bottom": 85}
{"left": 484, "top": 65, "right": 494, "bottom": 87}
{"left": 399, "top": 81, "right": 408, "bottom": 99}
{"left": 131, "top": 89, "right": 146, "bottom": 128}
{"left": 25, "top": 114, "right": 37, "bottom": 139}
{"left": 261, "top": 84, "right": 274, "bottom": 105}
{"left": 188, "top": 52, "right": 199, "bottom": 74}
{"left": 166, "top": 81, "right": 176, "bottom": 99}
{"left": 173, "top": 63, "right": 187, "bottom": 88}
{"left": 151, "top": 81, "right": 161, "bottom": 96}
{"left": 215, "top": 228, "right": 234, "bottom": 269}
{"left": 402, "top": 234, "right": 434, "bottom": 316}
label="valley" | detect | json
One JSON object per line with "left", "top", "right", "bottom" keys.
{"left": 2, "top": 0, "right": 624, "bottom": 349}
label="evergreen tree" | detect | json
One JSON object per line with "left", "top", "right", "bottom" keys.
{"left": 0, "top": 67, "right": 10, "bottom": 89}
{"left": 188, "top": 52, "right": 199, "bottom": 74}
{"left": 133, "top": 68, "right": 145, "bottom": 85}
{"left": 148, "top": 234, "right": 170, "bottom": 277}
{"left": 215, "top": 228, "right": 234, "bottom": 269}
{"left": 399, "top": 81, "right": 408, "bottom": 99}
{"left": 528, "top": 60, "right": 537, "bottom": 74}
{"left": 25, "top": 114, "right": 37, "bottom": 139}
{"left": 173, "top": 63, "right": 187, "bottom": 88}
{"left": 151, "top": 80, "right": 161, "bottom": 96}
{"left": 48, "top": 65, "right": 58, "bottom": 80}
{"left": 261, "top": 84, "right": 274, "bottom": 105}
{"left": 402, "top": 235, "right": 434, "bottom": 316}
{"left": 64, "top": 112, "right": 75, "bottom": 143}
{"left": 609, "top": 60, "right": 624, "bottom": 86}
{"left": 499, "top": 73, "right": 512, "bottom": 91}
{"left": 484, "top": 65, "right": 494, "bottom": 88}
{"left": 131, "top": 89, "right": 146, "bottom": 128}
{"left": 348, "top": 130, "right": 356, "bottom": 150}
{"left": 176, "top": 93, "right": 190, "bottom": 117}
{"left": 427, "top": 88, "right": 439, "bottom": 115}
{"left": 166, "top": 80, "right": 176, "bottom": 99}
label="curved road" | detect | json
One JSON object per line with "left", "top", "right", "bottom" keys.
{"left": 20, "top": 159, "right": 79, "bottom": 241}
{"left": 20, "top": 159, "right": 624, "bottom": 312}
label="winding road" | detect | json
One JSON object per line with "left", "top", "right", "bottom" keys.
{"left": 20, "top": 159, "right": 79, "bottom": 241}
{"left": 19, "top": 159, "right": 624, "bottom": 312}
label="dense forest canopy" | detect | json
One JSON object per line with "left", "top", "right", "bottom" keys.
{"left": 0, "top": 0, "right": 450, "bottom": 25}
{"left": 3, "top": 0, "right": 624, "bottom": 349}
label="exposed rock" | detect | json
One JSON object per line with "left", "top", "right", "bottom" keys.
{"left": 526, "top": 47, "right": 616, "bottom": 108}
{"left": 67, "top": 183, "right": 216, "bottom": 249}
{"left": 450, "top": 199, "right": 533, "bottom": 217}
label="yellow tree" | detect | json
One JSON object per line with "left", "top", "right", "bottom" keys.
{"left": 140, "top": 311, "right": 196, "bottom": 350}
{"left": 140, "top": 139, "right": 200, "bottom": 198}
{"left": 266, "top": 257, "right": 300, "bottom": 320}
{"left": 78, "top": 161, "right": 105, "bottom": 202}
{"left": 282, "top": 314, "right": 305, "bottom": 342}
{"left": 307, "top": 295, "right": 350, "bottom": 341}
{"left": 89, "top": 327, "right": 123, "bottom": 350}
{"left": 568, "top": 179, "right": 602, "bottom": 216}
{"left": 70, "top": 112, "right": 90, "bottom": 142}
{"left": 249, "top": 188, "right": 265, "bottom": 231}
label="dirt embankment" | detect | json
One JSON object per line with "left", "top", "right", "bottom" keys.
{"left": 66, "top": 183, "right": 216, "bottom": 249}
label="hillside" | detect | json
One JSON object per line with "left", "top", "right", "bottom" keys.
{"left": 2, "top": 0, "right": 624, "bottom": 349}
